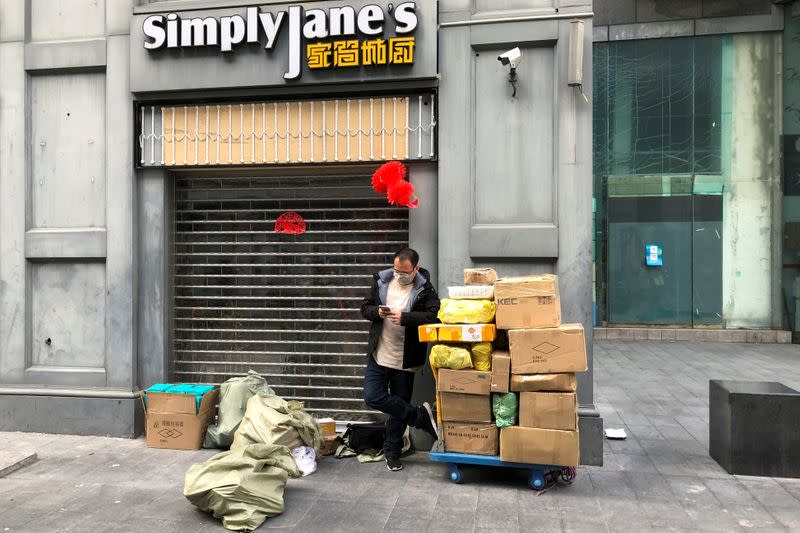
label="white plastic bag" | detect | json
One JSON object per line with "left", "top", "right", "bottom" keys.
{"left": 290, "top": 446, "right": 317, "bottom": 476}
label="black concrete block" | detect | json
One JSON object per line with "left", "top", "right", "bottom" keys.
{"left": 710, "top": 380, "right": 800, "bottom": 477}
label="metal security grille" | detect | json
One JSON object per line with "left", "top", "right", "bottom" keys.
{"left": 172, "top": 172, "right": 408, "bottom": 420}
{"left": 138, "top": 94, "right": 436, "bottom": 167}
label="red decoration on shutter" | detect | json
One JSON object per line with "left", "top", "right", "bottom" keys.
{"left": 371, "top": 161, "right": 406, "bottom": 194}
{"left": 386, "top": 179, "right": 418, "bottom": 208}
{"left": 275, "top": 212, "right": 306, "bottom": 234}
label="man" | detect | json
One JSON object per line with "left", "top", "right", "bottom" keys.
{"left": 361, "top": 248, "right": 440, "bottom": 471}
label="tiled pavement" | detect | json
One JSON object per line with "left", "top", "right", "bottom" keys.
{"left": 2, "top": 341, "right": 800, "bottom": 532}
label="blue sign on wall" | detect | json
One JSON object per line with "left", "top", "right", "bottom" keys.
{"left": 645, "top": 243, "right": 662, "bottom": 266}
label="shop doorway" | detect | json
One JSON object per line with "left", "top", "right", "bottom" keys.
{"left": 170, "top": 170, "right": 408, "bottom": 421}
{"left": 601, "top": 191, "right": 723, "bottom": 326}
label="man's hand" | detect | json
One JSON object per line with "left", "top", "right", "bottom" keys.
{"left": 387, "top": 310, "right": 403, "bottom": 325}
{"left": 378, "top": 306, "right": 391, "bottom": 318}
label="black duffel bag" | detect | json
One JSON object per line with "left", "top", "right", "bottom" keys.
{"left": 341, "top": 422, "right": 385, "bottom": 454}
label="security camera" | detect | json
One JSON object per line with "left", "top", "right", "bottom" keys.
{"left": 497, "top": 47, "right": 522, "bottom": 70}
{"left": 497, "top": 47, "right": 522, "bottom": 97}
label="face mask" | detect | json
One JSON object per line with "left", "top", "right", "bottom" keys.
{"left": 393, "top": 271, "right": 415, "bottom": 285}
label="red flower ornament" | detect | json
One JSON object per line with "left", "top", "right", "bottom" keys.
{"left": 371, "top": 161, "right": 406, "bottom": 194}
{"left": 387, "top": 179, "right": 418, "bottom": 208}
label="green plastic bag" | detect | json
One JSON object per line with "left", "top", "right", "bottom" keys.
{"left": 184, "top": 443, "right": 301, "bottom": 531}
{"left": 492, "top": 392, "right": 518, "bottom": 427}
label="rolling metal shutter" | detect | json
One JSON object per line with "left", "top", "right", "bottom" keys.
{"left": 172, "top": 172, "right": 408, "bottom": 421}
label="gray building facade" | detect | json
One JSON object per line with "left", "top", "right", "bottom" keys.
{"left": 0, "top": 0, "right": 600, "bottom": 464}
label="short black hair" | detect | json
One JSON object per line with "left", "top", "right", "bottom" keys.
{"left": 394, "top": 248, "right": 419, "bottom": 267}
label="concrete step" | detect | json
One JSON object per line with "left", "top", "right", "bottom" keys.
{"left": 0, "top": 450, "right": 37, "bottom": 478}
{"left": 593, "top": 327, "right": 792, "bottom": 344}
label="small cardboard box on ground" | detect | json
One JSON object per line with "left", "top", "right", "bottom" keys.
{"left": 490, "top": 351, "right": 511, "bottom": 393}
{"left": 440, "top": 392, "right": 492, "bottom": 422}
{"left": 511, "top": 373, "right": 576, "bottom": 392}
{"left": 443, "top": 422, "right": 498, "bottom": 455}
{"left": 144, "top": 388, "right": 219, "bottom": 450}
{"left": 494, "top": 274, "right": 561, "bottom": 329}
{"left": 508, "top": 324, "right": 588, "bottom": 374}
{"left": 500, "top": 426, "right": 580, "bottom": 466}
{"left": 317, "top": 417, "right": 337, "bottom": 437}
{"left": 438, "top": 369, "right": 492, "bottom": 395}
{"left": 418, "top": 323, "right": 496, "bottom": 343}
{"left": 519, "top": 392, "right": 577, "bottom": 430}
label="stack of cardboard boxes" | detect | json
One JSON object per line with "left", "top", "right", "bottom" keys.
{"left": 420, "top": 268, "right": 500, "bottom": 456}
{"left": 495, "top": 274, "right": 587, "bottom": 467}
{"left": 421, "top": 270, "right": 588, "bottom": 467}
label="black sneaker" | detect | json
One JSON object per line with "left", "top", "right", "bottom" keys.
{"left": 386, "top": 457, "right": 403, "bottom": 471}
{"left": 419, "top": 402, "right": 439, "bottom": 441}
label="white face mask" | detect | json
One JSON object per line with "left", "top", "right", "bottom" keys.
{"left": 393, "top": 271, "right": 415, "bottom": 285}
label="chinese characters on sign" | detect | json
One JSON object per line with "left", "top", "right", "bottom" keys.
{"left": 307, "top": 37, "right": 415, "bottom": 69}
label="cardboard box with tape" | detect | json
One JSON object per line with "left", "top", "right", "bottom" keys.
{"left": 143, "top": 386, "right": 219, "bottom": 450}
{"left": 464, "top": 268, "right": 498, "bottom": 286}
{"left": 440, "top": 392, "right": 492, "bottom": 422}
{"left": 418, "top": 323, "right": 496, "bottom": 343}
{"left": 490, "top": 351, "right": 511, "bottom": 393}
{"left": 437, "top": 369, "right": 492, "bottom": 395}
{"left": 508, "top": 324, "right": 588, "bottom": 374}
{"left": 519, "top": 392, "right": 577, "bottom": 431}
{"left": 494, "top": 274, "right": 561, "bottom": 329}
{"left": 443, "top": 422, "right": 498, "bottom": 455}
{"left": 500, "top": 426, "right": 580, "bottom": 466}
{"left": 511, "top": 373, "right": 576, "bottom": 392}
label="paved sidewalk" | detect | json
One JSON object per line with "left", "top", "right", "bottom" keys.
{"left": 2, "top": 341, "right": 800, "bottom": 532}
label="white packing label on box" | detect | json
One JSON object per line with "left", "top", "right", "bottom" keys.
{"left": 461, "top": 325, "right": 483, "bottom": 342}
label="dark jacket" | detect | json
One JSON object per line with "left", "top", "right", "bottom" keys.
{"left": 360, "top": 267, "right": 441, "bottom": 369}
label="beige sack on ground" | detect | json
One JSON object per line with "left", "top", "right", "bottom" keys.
{"left": 231, "top": 393, "right": 323, "bottom": 452}
{"left": 184, "top": 443, "right": 301, "bottom": 531}
{"left": 204, "top": 370, "right": 276, "bottom": 450}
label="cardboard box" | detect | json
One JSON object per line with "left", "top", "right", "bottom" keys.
{"left": 464, "top": 268, "right": 498, "bottom": 286}
{"left": 443, "top": 422, "right": 499, "bottom": 455}
{"left": 509, "top": 324, "right": 588, "bottom": 374}
{"left": 418, "top": 323, "right": 496, "bottom": 343}
{"left": 440, "top": 392, "right": 492, "bottom": 422}
{"left": 511, "top": 373, "right": 577, "bottom": 392}
{"left": 318, "top": 417, "right": 337, "bottom": 437}
{"left": 438, "top": 369, "right": 492, "bottom": 395}
{"left": 490, "top": 351, "right": 511, "bottom": 393}
{"left": 144, "top": 388, "right": 219, "bottom": 450}
{"left": 494, "top": 274, "right": 561, "bottom": 329}
{"left": 519, "top": 392, "right": 577, "bottom": 430}
{"left": 500, "top": 426, "right": 580, "bottom": 467}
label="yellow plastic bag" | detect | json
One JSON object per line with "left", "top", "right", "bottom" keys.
{"left": 437, "top": 299, "right": 496, "bottom": 324}
{"left": 471, "top": 342, "right": 492, "bottom": 371}
{"left": 429, "top": 344, "right": 473, "bottom": 370}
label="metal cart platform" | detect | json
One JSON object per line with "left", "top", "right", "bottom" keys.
{"left": 429, "top": 451, "right": 576, "bottom": 490}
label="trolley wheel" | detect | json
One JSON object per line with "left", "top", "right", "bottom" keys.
{"left": 448, "top": 463, "right": 463, "bottom": 484}
{"left": 529, "top": 470, "right": 546, "bottom": 491}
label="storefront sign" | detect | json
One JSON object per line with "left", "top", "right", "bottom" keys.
{"left": 142, "top": 3, "right": 417, "bottom": 80}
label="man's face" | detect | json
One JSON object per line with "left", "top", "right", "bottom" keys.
{"left": 393, "top": 258, "right": 418, "bottom": 285}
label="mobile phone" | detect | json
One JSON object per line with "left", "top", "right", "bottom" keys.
{"left": 379, "top": 306, "right": 391, "bottom": 313}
